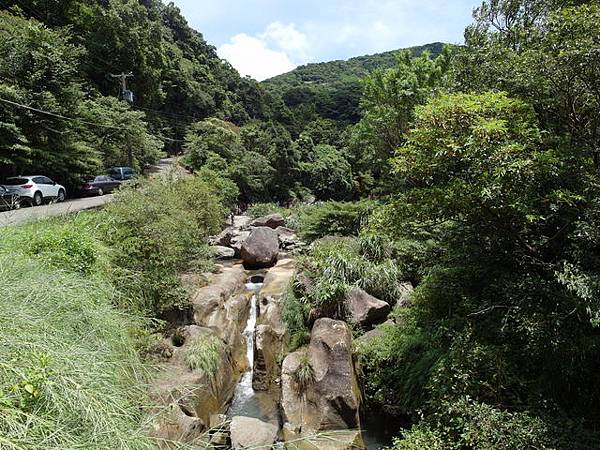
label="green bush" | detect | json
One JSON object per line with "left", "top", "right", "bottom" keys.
{"left": 281, "top": 284, "right": 311, "bottom": 351}
{"left": 300, "top": 237, "right": 405, "bottom": 306}
{"left": 0, "top": 214, "right": 110, "bottom": 277}
{"left": 298, "top": 200, "right": 377, "bottom": 242}
{"left": 0, "top": 254, "right": 152, "bottom": 450}
{"left": 390, "top": 399, "right": 553, "bottom": 450}
{"left": 101, "top": 172, "right": 236, "bottom": 315}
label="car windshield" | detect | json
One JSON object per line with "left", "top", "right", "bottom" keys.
{"left": 4, "top": 178, "right": 29, "bottom": 185}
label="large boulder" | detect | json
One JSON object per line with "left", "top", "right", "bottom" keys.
{"left": 347, "top": 287, "right": 390, "bottom": 328}
{"left": 191, "top": 265, "right": 249, "bottom": 368}
{"left": 241, "top": 227, "right": 279, "bottom": 269}
{"left": 281, "top": 319, "right": 362, "bottom": 437}
{"left": 230, "top": 416, "right": 278, "bottom": 449}
{"left": 250, "top": 213, "right": 286, "bottom": 229}
{"left": 149, "top": 326, "right": 238, "bottom": 443}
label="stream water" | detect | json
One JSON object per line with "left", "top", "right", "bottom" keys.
{"left": 227, "top": 279, "right": 261, "bottom": 417}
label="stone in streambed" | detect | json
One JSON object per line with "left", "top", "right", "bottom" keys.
{"left": 250, "top": 213, "right": 286, "bottom": 229}
{"left": 241, "top": 227, "right": 279, "bottom": 269}
{"left": 211, "top": 245, "right": 235, "bottom": 260}
{"left": 230, "top": 416, "right": 278, "bottom": 449}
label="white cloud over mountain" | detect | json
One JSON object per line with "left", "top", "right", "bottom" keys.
{"left": 217, "top": 21, "right": 309, "bottom": 81}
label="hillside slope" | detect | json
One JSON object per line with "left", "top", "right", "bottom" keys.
{"left": 261, "top": 43, "right": 446, "bottom": 136}
{"left": 264, "top": 42, "right": 445, "bottom": 87}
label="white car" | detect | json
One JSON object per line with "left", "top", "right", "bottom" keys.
{"left": 3, "top": 176, "right": 66, "bottom": 207}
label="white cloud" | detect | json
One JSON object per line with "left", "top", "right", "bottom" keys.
{"left": 218, "top": 22, "right": 311, "bottom": 81}
{"left": 218, "top": 33, "right": 297, "bottom": 81}
{"left": 260, "top": 22, "right": 310, "bottom": 60}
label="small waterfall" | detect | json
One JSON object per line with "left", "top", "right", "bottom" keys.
{"left": 228, "top": 278, "right": 262, "bottom": 417}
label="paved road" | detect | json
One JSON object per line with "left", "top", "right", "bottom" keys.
{"left": 0, "top": 158, "right": 187, "bottom": 227}
{"left": 0, "top": 195, "right": 114, "bottom": 227}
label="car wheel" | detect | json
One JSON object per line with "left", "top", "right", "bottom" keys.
{"left": 97, "top": 188, "right": 104, "bottom": 196}
{"left": 33, "top": 191, "right": 43, "bottom": 207}
{"left": 57, "top": 189, "right": 65, "bottom": 202}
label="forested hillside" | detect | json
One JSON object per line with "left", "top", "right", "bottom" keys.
{"left": 0, "top": 0, "right": 285, "bottom": 191}
{"left": 262, "top": 42, "right": 445, "bottom": 137}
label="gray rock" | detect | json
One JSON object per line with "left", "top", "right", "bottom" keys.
{"left": 241, "top": 227, "right": 279, "bottom": 269}
{"left": 250, "top": 213, "right": 286, "bottom": 229}
{"left": 211, "top": 246, "right": 235, "bottom": 260}
{"left": 347, "top": 287, "right": 390, "bottom": 327}
{"left": 230, "top": 416, "right": 278, "bottom": 449}
{"left": 281, "top": 319, "right": 361, "bottom": 436}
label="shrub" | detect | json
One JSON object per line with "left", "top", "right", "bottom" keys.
{"left": 101, "top": 172, "right": 235, "bottom": 314}
{"left": 282, "top": 284, "right": 311, "bottom": 351}
{"left": 390, "top": 399, "right": 553, "bottom": 450}
{"left": 0, "top": 214, "right": 110, "bottom": 277}
{"left": 298, "top": 200, "right": 377, "bottom": 242}
{"left": 300, "top": 237, "right": 405, "bottom": 306}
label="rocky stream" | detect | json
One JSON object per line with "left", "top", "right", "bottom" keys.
{"left": 148, "top": 214, "right": 404, "bottom": 449}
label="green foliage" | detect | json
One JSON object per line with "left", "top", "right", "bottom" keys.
{"left": 298, "top": 144, "right": 354, "bottom": 200}
{"left": 391, "top": 399, "right": 552, "bottom": 450}
{"left": 298, "top": 200, "right": 376, "bottom": 242}
{"left": 101, "top": 173, "right": 233, "bottom": 314}
{"left": 348, "top": 47, "right": 452, "bottom": 195}
{"left": 185, "top": 334, "right": 225, "bottom": 376}
{"left": 183, "top": 118, "right": 243, "bottom": 169}
{"left": 369, "top": 88, "right": 600, "bottom": 447}
{"left": 0, "top": 252, "right": 152, "bottom": 450}
{"left": 296, "top": 237, "right": 405, "bottom": 326}
{"left": 264, "top": 43, "right": 446, "bottom": 138}
{"left": 0, "top": 215, "right": 110, "bottom": 276}
{"left": 282, "top": 284, "right": 311, "bottom": 352}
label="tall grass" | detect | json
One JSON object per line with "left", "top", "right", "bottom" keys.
{"left": 184, "top": 334, "right": 225, "bottom": 376}
{"left": 0, "top": 254, "right": 153, "bottom": 449}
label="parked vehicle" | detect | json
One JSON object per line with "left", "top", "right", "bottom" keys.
{"left": 3, "top": 176, "right": 66, "bottom": 206}
{"left": 106, "top": 167, "right": 136, "bottom": 181}
{"left": 0, "top": 185, "right": 20, "bottom": 211}
{"left": 81, "top": 176, "right": 121, "bottom": 196}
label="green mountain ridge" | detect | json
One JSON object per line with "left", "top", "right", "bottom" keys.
{"left": 263, "top": 42, "right": 446, "bottom": 86}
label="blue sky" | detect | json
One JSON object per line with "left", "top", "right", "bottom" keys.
{"left": 171, "top": 0, "right": 482, "bottom": 80}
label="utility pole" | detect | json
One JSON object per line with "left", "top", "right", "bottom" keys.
{"left": 110, "top": 72, "right": 134, "bottom": 103}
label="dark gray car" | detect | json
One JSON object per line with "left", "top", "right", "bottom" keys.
{"left": 0, "top": 185, "right": 20, "bottom": 211}
{"left": 81, "top": 176, "right": 121, "bottom": 196}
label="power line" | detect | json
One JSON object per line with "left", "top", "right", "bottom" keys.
{"left": 0, "top": 97, "right": 191, "bottom": 143}
{"left": 0, "top": 96, "right": 122, "bottom": 130}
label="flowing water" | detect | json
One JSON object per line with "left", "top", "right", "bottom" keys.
{"left": 228, "top": 279, "right": 261, "bottom": 417}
